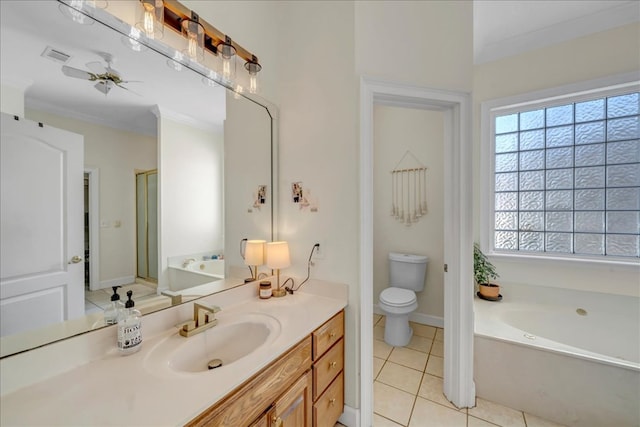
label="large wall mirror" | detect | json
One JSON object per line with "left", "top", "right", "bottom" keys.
{"left": 0, "top": 0, "right": 276, "bottom": 357}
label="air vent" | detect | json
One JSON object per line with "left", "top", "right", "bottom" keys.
{"left": 41, "top": 46, "right": 71, "bottom": 64}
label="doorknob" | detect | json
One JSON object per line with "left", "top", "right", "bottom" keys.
{"left": 69, "top": 255, "right": 83, "bottom": 264}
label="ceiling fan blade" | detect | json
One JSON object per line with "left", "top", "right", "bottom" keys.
{"left": 62, "top": 65, "right": 95, "bottom": 80}
{"left": 114, "top": 83, "right": 141, "bottom": 97}
{"left": 86, "top": 61, "right": 107, "bottom": 74}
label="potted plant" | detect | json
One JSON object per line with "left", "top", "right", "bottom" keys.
{"left": 473, "top": 243, "right": 500, "bottom": 300}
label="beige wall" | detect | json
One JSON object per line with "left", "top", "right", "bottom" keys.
{"left": 473, "top": 23, "right": 640, "bottom": 297}
{"left": 274, "top": 0, "right": 360, "bottom": 406}
{"left": 355, "top": 0, "right": 473, "bottom": 92}
{"left": 373, "top": 105, "right": 445, "bottom": 319}
{"left": 25, "top": 109, "right": 157, "bottom": 287}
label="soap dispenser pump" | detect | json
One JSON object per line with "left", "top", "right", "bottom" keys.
{"left": 104, "top": 286, "right": 124, "bottom": 325}
{"left": 117, "top": 290, "right": 142, "bottom": 355}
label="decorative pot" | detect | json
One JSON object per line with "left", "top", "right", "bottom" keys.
{"left": 479, "top": 283, "right": 500, "bottom": 298}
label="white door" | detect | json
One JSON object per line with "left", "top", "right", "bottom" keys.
{"left": 0, "top": 113, "right": 84, "bottom": 337}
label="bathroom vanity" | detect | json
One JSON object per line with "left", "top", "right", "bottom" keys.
{"left": 0, "top": 280, "right": 348, "bottom": 426}
{"left": 189, "top": 311, "right": 344, "bottom": 426}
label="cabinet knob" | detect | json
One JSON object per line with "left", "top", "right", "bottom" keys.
{"left": 329, "top": 361, "right": 337, "bottom": 369}
{"left": 329, "top": 398, "right": 336, "bottom": 406}
{"left": 329, "top": 331, "right": 336, "bottom": 338}
{"left": 272, "top": 416, "right": 283, "bottom": 427}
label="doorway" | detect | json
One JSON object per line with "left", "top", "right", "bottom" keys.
{"left": 136, "top": 170, "right": 158, "bottom": 282}
{"left": 360, "top": 77, "right": 474, "bottom": 426}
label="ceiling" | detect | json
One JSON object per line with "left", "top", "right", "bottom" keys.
{"left": 2, "top": 1, "right": 638, "bottom": 128}
{"left": 474, "top": 0, "right": 640, "bottom": 64}
{"left": 0, "top": 1, "right": 226, "bottom": 136}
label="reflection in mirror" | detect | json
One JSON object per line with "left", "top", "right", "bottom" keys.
{"left": 0, "top": 0, "right": 275, "bottom": 358}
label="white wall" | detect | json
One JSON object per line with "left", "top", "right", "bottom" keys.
{"left": 373, "top": 105, "right": 445, "bottom": 319}
{"left": 224, "top": 92, "right": 273, "bottom": 277}
{"left": 25, "top": 109, "right": 157, "bottom": 287}
{"left": 157, "top": 114, "right": 224, "bottom": 292}
{"left": 473, "top": 23, "right": 640, "bottom": 297}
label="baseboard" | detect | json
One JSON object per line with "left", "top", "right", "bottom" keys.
{"left": 338, "top": 405, "right": 359, "bottom": 427}
{"left": 374, "top": 304, "right": 444, "bottom": 328}
{"left": 99, "top": 275, "right": 135, "bottom": 289}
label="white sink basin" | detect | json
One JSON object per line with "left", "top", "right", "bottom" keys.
{"left": 145, "top": 312, "right": 281, "bottom": 375}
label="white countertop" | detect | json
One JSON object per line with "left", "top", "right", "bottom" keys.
{"left": 0, "top": 279, "right": 348, "bottom": 426}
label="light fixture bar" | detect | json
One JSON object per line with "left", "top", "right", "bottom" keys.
{"left": 162, "top": 0, "right": 259, "bottom": 66}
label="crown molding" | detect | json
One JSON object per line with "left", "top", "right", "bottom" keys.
{"left": 151, "top": 105, "right": 223, "bottom": 134}
{"left": 25, "top": 97, "right": 157, "bottom": 136}
{"left": 475, "top": 2, "right": 640, "bottom": 65}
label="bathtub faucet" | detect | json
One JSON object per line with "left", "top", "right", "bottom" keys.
{"left": 182, "top": 258, "right": 196, "bottom": 268}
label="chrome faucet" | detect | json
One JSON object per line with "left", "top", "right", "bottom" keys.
{"left": 182, "top": 258, "right": 196, "bottom": 268}
{"left": 178, "top": 302, "right": 221, "bottom": 337}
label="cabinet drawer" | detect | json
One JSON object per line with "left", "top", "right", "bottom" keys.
{"left": 312, "top": 372, "right": 344, "bottom": 427}
{"left": 312, "top": 338, "right": 343, "bottom": 400}
{"left": 312, "top": 311, "right": 344, "bottom": 360}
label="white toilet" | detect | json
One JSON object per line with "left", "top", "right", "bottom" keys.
{"left": 379, "top": 252, "right": 428, "bottom": 347}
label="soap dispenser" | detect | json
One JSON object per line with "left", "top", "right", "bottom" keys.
{"left": 104, "top": 286, "right": 124, "bottom": 325}
{"left": 117, "top": 290, "right": 142, "bottom": 355}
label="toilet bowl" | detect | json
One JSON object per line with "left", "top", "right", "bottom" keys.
{"left": 378, "top": 253, "right": 428, "bottom": 347}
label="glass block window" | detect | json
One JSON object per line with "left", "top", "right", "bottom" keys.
{"left": 492, "top": 91, "right": 640, "bottom": 258}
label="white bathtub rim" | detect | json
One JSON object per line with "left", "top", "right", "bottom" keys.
{"left": 474, "top": 329, "right": 639, "bottom": 372}
{"left": 475, "top": 299, "right": 639, "bottom": 372}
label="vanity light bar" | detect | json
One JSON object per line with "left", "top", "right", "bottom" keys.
{"left": 161, "top": 0, "right": 260, "bottom": 67}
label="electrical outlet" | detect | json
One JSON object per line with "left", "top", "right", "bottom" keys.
{"left": 314, "top": 240, "right": 325, "bottom": 259}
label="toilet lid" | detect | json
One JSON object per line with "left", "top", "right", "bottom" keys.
{"left": 380, "top": 287, "right": 416, "bottom": 307}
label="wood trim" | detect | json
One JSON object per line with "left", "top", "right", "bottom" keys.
{"left": 186, "top": 337, "right": 312, "bottom": 427}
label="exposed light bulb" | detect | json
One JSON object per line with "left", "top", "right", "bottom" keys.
{"left": 187, "top": 33, "right": 198, "bottom": 60}
{"left": 249, "top": 74, "right": 258, "bottom": 94}
{"left": 143, "top": 6, "right": 155, "bottom": 39}
{"left": 222, "top": 58, "right": 231, "bottom": 79}
{"left": 244, "top": 59, "right": 261, "bottom": 95}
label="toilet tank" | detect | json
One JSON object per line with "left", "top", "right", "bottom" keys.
{"left": 388, "top": 252, "right": 428, "bottom": 291}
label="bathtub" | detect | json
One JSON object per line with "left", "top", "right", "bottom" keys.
{"left": 474, "top": 282, "right": 639, "bottom": 427}
{"left": 168, "top": 259, "right": 224, "bottom": 291}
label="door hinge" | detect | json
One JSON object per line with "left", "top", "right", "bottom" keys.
{"left": 444, "top": 263, "right": 448, "bottom": 272}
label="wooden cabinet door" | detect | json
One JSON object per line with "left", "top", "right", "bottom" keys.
{"left": 250, "top": 408, "right": 274, "bottom": 427}
{"left": 272, "top": 371, "right": 312, "bottom": 427}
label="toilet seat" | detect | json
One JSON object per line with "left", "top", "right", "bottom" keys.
{"left": 380, "top": 287, "right": 416, "bottom": 308}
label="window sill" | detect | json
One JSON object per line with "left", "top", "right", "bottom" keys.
{"left": 486, "top": 251, "right": 640, "bottom": 270}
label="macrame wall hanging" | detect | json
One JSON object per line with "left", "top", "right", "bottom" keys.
{"left": 391, "top": 150, "right": 427, "bottom": 226}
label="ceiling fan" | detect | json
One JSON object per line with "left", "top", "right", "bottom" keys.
{"left": 61, "top": 52, "right": 139, "bottom": 95}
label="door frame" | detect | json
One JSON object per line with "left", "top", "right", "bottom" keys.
{"left": 85, "top": 167, "right": 100, "bottom": 291}
{"left": 359, "top": 76, "right": 474, "bottom": 426}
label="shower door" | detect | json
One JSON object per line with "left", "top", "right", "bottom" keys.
{"left": 136, "top": 170, "right": 158, "bottom": 282}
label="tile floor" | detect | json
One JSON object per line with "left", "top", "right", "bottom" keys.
{"left": 372, "top": 315, "right": 566, "bottom": 427}
{"left": 84, "top": 281, "right": 158, "bottom": 315}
